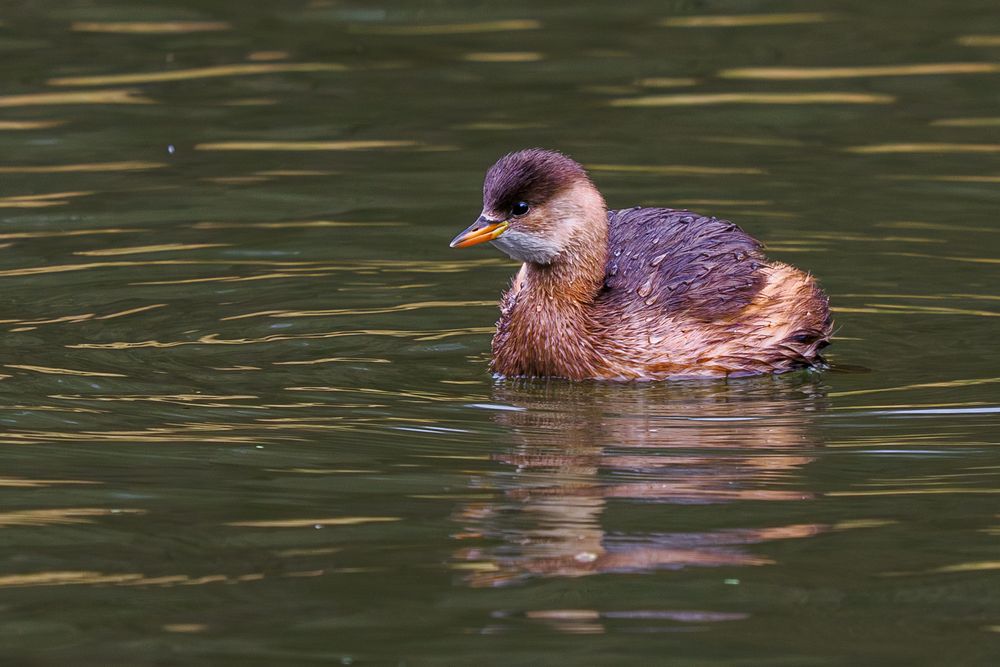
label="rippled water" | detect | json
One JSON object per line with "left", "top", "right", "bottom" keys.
{"left": 0, "top": 1, "right": 998, "bottom": 664}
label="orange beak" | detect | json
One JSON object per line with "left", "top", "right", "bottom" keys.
{"left": 449, "top": 216, "right": 509, "bottom": 248}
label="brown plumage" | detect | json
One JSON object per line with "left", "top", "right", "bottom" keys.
{"left": 450, "top": 148, "right": 832, "bottom": 380}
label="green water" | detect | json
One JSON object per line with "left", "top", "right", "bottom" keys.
{"left": 0, "top": 0, "right": 998, "bottom": 664}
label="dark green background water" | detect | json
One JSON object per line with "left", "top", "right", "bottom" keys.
{"left": 0, "top": 0, "right": 998, "bottom": 664}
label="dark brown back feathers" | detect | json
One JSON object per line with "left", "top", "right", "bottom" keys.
{"left": 483, "top": 149, "right": 588, "bottom": 214}
{"left": 600, "top": 208, "right": 767, "bottom": 320}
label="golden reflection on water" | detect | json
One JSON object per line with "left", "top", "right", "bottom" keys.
{"left": 885, "top": 174, "right": 1000, "bottom": 183}
{"left": 1, "top": 312, "right": 92, "bottom": 327}
{"left": 193, "top": 220, "right": 398, "bottom": 229}
{"left": 284, "top": 385, "right": 477, "bottom": 404}
{"left": 921, "top": 561, "right": 1000, "bottom": 574}
{"left": 828, "top": 432, "right": 969, "bottom": 450}
{"left": 0, "top": 191, "right": 93, "bottom": 202}
{"left": 660, "top": 13, "right": 833, "bottom": 28}
{"left": 848, "top": 143, "right": 1000, "bottom": 153}
{"left": 841, "top": 293, "right": 1000, "bottom": 302}
{"left": 462, "top": 52, "right": 543, "bottom": 63}
{"left": 513, "top": 608, "right": 751, "bottom": 635}
{"left": 799, "top": 231, "right": 941, "bottom": 243}
{"left": 67, "top": 326, "right": 493, "bottom": 349}
{"left": 0, "top": 570, "right": 275, "bottom": 589}
{"left": 71, "top": 21, "right": 232, "bottom": 33}
{"left": 4, "top": 364, "right": 126, "bottom": 377}
{"left": 0, "top": 197, "right": 69, "bottom": 208}
{"left": 829, "top": 489, "right": 1000, "bottom": 496}
{"left": 194, "top": 140, "right": 419, "bottom": 151}
{"left": 0, "top": 508, "right": 144, "bottom": 527}
{"left": 163, "top": 624, "right": 208, "bottom": 634}
{"left": 265, "top": 468, "right": 377, "bottom": 474}
{"left": 886, "top": 252, "right": 1000, "bottom": 265}
{"left": 635, "top": 77, "right": 699, "bottom": 88}
{"left": 0, "top": 425, "right": 265, "bottom": 446}
{"left": 0, "top": 572, "right": 147, "bottom": 588}
{"left": 75, "top": 243, "right": 229, "bottom": 256}
{"left": 610, "top": 92, "right": 894, "bottom": 106}
{"left": 253, "top": 169, "right": 337, "bottom": 177}
{"left": 48, "top": 63, "right": 346, "bottom": 87}
{"left": 273, "top": 357, "right": 391, "bottom": 365}
{"left": 0, "top": 260, "right": 186, "bottom": 278}
{"left": 840, "top": 304, "right": 1000, "bottom": 317}
{"left": 450, "top": 381, "right": 842, "bottom": 587}
{"left": 0, "top": 120, "right": 65, "bottom": 130}
{"left": 957, "top": 35, "right": 1000, "bottom": 46}
{"left": 0, "top": 477, "right": 100, "bottom": 487}
{"left": 221, "top": 97, "right": 278, "bottom": 106}
{"left": 52, "top": 393, "right": 257, "bottom": 405}
{"left": 721, "top": 63, "right": 1000, "bottom": 79}
{"left": 830, "top": 376, "right": 1000, "bottom": 398}
{"left": 880, "top": 220, "right": 998, "bottom": 234}
{"left": 0, "top": 304, "right": 165, "bottom": 329}
{"left": 931, "top": 117, "right": 1000, "bottom": 127}
{"left": 0, "top": 89, "right": 153, "bottom": 107}
{"left": 228, "top": 516, "right": 399, "bottom": 528}
{"left": 589, "top": 163, "right": 765, "bottom": 176}
{"left": 132, "top": 271, "right": 335, "bottom": 286}
{"left": 223, "top": 300, "right": 496, "bottom": 320}
{"left": 0, "top": 258, "right": 352, "bottom": 279}
{"left": 350, "top": 19, "right": 541, "bottom": 36}
{"left": 248, "top": 51, "right": 291, "bottom": 62}
{"left": 0, "top": 191, "right": 94, "bottom": 208}
{"left": 0, "top": 161, "right": 164, "bottom": 174}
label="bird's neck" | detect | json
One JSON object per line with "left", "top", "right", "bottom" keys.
{"left": 496, "top": 192, "right": 609, "bottom": 378}
{"left": 523, "top": 183, "right": 609, "bottom": 304}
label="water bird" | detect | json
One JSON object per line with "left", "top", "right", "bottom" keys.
{"left": 450, "top": 149, "right": 831, "bottom": 380}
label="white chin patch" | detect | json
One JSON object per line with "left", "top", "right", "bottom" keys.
{"left": 491, "top": 229, "right": 561, "bottom": 265}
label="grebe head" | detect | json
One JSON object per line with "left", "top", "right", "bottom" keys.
{"left": 450, "top": 148, "right": 606, "bottom": 265}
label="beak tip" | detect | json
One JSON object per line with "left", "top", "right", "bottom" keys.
{"left": 450, "top": 218, "right": 507, "bottom": 250}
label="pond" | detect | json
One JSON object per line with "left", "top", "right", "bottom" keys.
{"left": 0, "top": 0, "right": 998, "bottom": 664}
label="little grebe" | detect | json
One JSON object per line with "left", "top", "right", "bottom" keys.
{"left": 450, "top": 149, "right": 831, "bottom": 380}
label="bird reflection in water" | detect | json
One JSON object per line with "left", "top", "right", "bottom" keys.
{"left": 452, "top": 375, "right": 829, "bottom": 587}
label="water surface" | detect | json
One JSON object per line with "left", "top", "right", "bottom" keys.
{"left": 0, "top": 0, "right": 998, "bottom": 664}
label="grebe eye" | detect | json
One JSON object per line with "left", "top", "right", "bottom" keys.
{"left": 510, "top": 201, "right": 530, "bottom": 217}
